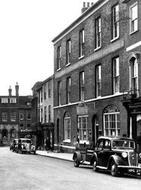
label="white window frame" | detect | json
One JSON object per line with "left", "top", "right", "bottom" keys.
{"left": 103, "top": 112, "right": 120, "bottom": 137}
{"left": 10, "top": 112, "right": 16, "bottom": 122}
{"left": 96, "top": 65, "right": 101, "bottom": 97}
{"left": 57, "top": 46, "right": 61, "bottom": 70}
{"left": 64, "top": 115, "right": 71, "bottom": 142}
{"left": 129, "top": 57, "right": 139, "bottom": 95}
{"left": 78, "top": 115, "right": 88, "bottom": 143}
{"left": 79, "top": 29, "right": 85, "bottom": 58}
{"left": 66, "top": 39, "right": 71, "bottom": 65}
{"left": 95, "top": 17, "right": 101, "bottom": 50}
{"left": 79, "top": 71, "right": 85, "bottom": 101}
{"left": 66, "top": 77, "right": 71, "bottom": 104}
{"left": 113, "top": 57, "right": 120, "bottom": 94}
{"left": 111, "top": 4, "right": 119, "bottom": 40}
{"left": 129, "top": 2, "right": 138, "bottom": 34}
{"left": 1, "top": 98, "right": 8, "bottom": 103}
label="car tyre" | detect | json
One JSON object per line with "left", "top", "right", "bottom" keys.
{"left": 74, "top": 157, "right": 80, "bottom": 167}
{"left": 111, "top": 161, "right": 118, "bottom": 177}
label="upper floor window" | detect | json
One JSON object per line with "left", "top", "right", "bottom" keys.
{"left": 130, "top": 2, "right": 138, "bottom": 34}
{"left": 112, "top": 57, "right": 120, "bottom": 94}
{"left": 79, "top": 71, "right": 85, "bottom": 101}
{"left": 66, "top": 39, "right": 71, "bottom": 65}
{"left": 95, "top": 65, "right": 101, "bottom": 97}
{"left": 111, "top": 4, "right": 119, "bottom": 40}
{"left": 44, "top": 85, "right": 47, "bottom": 100}
{"left": 1, "top": 98, "right": 8, "bottom": 103}
{"left": 19, "top": 113, "right": 24, "bottom": 120}
{"left": 10, "top": 112, "right": 16, "bottom": 122}
{"left": 95, "top": 17, "right": 101, "bottom": 49}
{"left": 129, "top": 56, "right": 138, "bottom": 95}
{"left": 10, "top": 98, "right": 17, "bottom": 103}
{"left": 79, "top": 29, "right": 85, "bottom": 57}
{"left": 48, "top": 105, "right": 51, "bottom": 122}
{"left": 48, "top": 81, "right": 52, "bottom": 98}
{"left": 2, "top": 112, "right": 8, "bottom": 122}
{"left": 66, "top": 77, "right": 71, "bottom": 104}
{"left": 44, "top": 106, "right": 47, "bottom": 123}
{"left": 57, "top": 46, "right": 61, "bottom": 70}
{"left": 57, "top": 81, "right": 61, "bottom": 106}
{"left": 27, "top": 112, "right": 31, "bottom": 120}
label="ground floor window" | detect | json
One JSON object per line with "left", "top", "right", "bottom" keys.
{"left": 64, "top": 113, "right": 71, "bottom": 141}
{"left": 78, "top": 115, "right": 88, "bottom": 141}
{"left": 103, "top": 105, "right": 120, "bottom": 137}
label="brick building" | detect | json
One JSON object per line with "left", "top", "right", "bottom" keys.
{"left": 32, "top": 75, "right": 54, "bottom": 149}
{"left": 0, "top": 83, "right": 33, "bottom": 145}
{"left": 52, "top": 0, "right": 141, "bottom": 152}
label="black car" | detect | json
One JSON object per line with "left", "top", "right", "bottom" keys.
{"left": 73, "top": 136, "right": 141, "bottom": 176}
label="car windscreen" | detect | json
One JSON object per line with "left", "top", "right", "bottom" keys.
{"left": 112, "top": 140, "right": 135, "bottom": 149}
{"left": 21, "top": 140, "right": 31, "bottom": 143}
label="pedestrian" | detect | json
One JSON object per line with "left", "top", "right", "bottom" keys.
{"left": 45, "top": 137, "right": 50, "bottom": 151}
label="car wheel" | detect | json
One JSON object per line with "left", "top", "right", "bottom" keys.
{"left": 111, "top": 162, "right": 118, "bottom": 177}
{"left": 93, "top": 160, "right": 98, "bottom": 172}
{"left": 74, "top": 157, "right": 80, "bottom": 167}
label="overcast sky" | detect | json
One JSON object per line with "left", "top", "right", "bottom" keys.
{"left": 0, "top": 0, "right": 97, "bottom": 96}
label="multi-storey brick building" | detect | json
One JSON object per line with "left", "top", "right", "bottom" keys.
{"left": 32, "top": 75, "right": 54, "bottom": 149}
{"left": 52, "top": 0, "right": 141, "bottom": 152}
{"left": 0, "top": 83, "right": 33, "bottom": 145}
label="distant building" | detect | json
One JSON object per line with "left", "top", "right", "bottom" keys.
{"left": 0, "top": 83, "right": 33, "bottom": 145}
{"left": 32, "top": 75, "right": 54, "bottom": 149}
{"left": 52, "top": 0, "right": 141, "bottom": 152}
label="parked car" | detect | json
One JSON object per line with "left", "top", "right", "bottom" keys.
{"left": 73, "top": 136, "right": 141, "bottom": 176}
{"left": 10, "top": 138, "right": 36, "bottom": 154}
{"left": 18, "top": 138, "right": 36, "bottom": 154}
{"left": 10, "top": 139, "right": 19, "bottom": 152}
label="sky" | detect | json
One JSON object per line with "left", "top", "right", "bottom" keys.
{"left": 0, "top": 0, "right": 97, "bottom": 96}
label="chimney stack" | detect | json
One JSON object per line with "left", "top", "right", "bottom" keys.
{"left": 8, "top": 86, "right": 12, "bottom": 96}
{"left": 15, "top": 82, "right": 19, "bottom": 96}
{"left": 81, "top": 2, "right": 94, "bottom": 14}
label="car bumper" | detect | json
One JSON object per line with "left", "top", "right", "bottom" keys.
{"left": 117, "top": 165, "right": 141, "bottom": 171}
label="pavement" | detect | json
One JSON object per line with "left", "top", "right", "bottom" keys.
{"left": 36, "top": 150, "right": 73, "bottom": 162}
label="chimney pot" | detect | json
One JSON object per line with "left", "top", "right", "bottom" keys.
{"left": 15, "top": 82, "right": 19, "bottom": 96}
{"left": 8, "top": 86, "right": 12, "bottom": 96}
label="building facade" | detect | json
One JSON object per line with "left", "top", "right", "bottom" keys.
{"left": 52, "top": 0, "right": 141, "bottom": 152}
{"left": 0, "top": 84, "right": 33, "bottom": 145}
{"left": 33, "top": 76, "right": 54, "bottom": 150}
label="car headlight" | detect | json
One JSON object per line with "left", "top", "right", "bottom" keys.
{"left": 122, "top": 152, "right": 128, "bottom": 158}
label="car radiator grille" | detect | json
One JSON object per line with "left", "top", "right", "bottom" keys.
{"left": 128, "top": 152, "right": 138, "bottom": 166}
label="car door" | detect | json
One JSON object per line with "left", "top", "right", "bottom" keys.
{"left": 95, "top": 139, "right": 104, "bottom": 166}
{"left": 101, "top": 139, "right": 112, "bottom": 167}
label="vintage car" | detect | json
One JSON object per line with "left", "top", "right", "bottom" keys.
{"left": 18, "top": 138, "right": 36, "bottom": 154}
{"left": 10, "top": 138, "right": 36, "bottom": 154}
{"left": 10, "top": 139, "right": 19, "bottom": 152}
{"left": 73, "top": 136, "right": 141, "bottom": 176}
